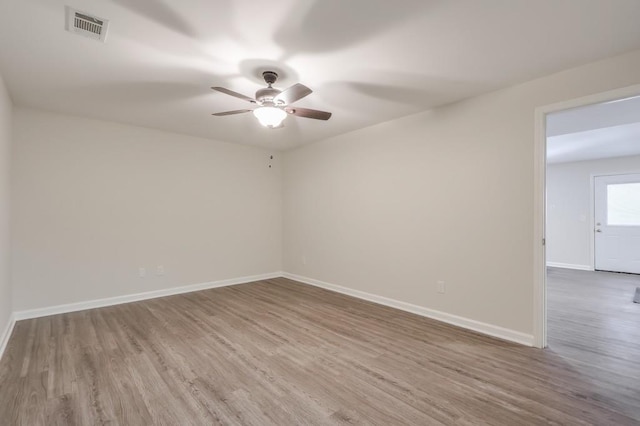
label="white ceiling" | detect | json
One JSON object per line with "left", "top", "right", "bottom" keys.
{"left": 547, "top": 122, "right": 640, "bottom": 164}
{"left": 2, "top": 1, "right": 640, "bottom": 150}
{"left": 547, "top": 95, "right": 640, "bottom": 163}
{"left": 547, "top": 95, "right": 640, "bottom": 137}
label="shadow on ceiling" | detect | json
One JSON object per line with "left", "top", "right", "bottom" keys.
{"left": 320, "top": 70, "right": 493, "bottom": 109}
{"left": 112, "top": 0, "right": 212, "bottom": 38}
{"left": 273, "top": 0, "right": 439, "bottom": 60}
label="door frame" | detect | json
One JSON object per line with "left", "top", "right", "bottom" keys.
{"left": 533, "top": 83, "right": 640, "bottom": 349}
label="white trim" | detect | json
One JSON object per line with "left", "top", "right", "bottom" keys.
{"left": 283, "top": 272, "right": 534, "bottom": 347}
{"left": 13, "top": 272, "right": 282, "bottom": 321}
{"left": 0, "top": 313, "right": 16, "bottom": 361}
{"left": 533, "top": 83, "right": 640, "bottom": 349}
{"left": 546, "top": 262, "right": 592, "bottom": 271}
{"left": 5, "top": 270, "right": 537, "bottom": 360}
{"left": 590, "top": 174, "right": 596, "bottom": 271}
{"left": 533, "top": 102, "right": 547, "bottom": 349}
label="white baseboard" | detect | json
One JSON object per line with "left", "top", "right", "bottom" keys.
{"left": 0, "top": 312, "right": 16, "bottom": 361}
{"left": 546, "top": 262, "right": 592, "bottom": 271}
{"left": 8, "top": 270, "right": 533, "bottom": 355}
{"left": 13, "top": 272, "right": 283, "bottom": 321}
{"left": 282, "top": 272, "right": 534, "bottom": 347}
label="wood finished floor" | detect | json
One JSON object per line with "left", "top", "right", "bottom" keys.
{"left": 547, "top": 267, "right": 640, "bottom": 422}
{"left": 1, "top": 274, "right": 639, "bottom": 425}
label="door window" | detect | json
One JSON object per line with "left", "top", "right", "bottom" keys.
{"left": 607, "top": 182, "right": 640, "bottom": 226}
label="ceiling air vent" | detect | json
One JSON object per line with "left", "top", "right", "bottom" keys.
{"left": 65, "top": 6, "right": 109, "bottom": 42}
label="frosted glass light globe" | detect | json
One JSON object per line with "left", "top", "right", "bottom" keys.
{"left": 253, "top": 107, "right": 287, "bottom": 128}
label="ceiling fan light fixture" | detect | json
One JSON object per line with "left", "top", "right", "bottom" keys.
{"left": 253, "top": 106, "right": 287, "bottom": 128}
{"left": 212, "top": 71, "right": 331, "bottom": 125}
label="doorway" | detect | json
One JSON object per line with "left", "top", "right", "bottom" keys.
{"left": 534, "top": 83, "right": 640, "bottom": 349}
{"left": 538, "top": 92, "right": 640, "bottom": 416}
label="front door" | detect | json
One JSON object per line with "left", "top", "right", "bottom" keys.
{"left": 594, "top": 173, "right": 640, "bottom": 274}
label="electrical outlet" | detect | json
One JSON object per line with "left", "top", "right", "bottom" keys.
{"left": 156, "top": 265, "right": 165, "bottom": 276}
{"left": 437, "top": 280, "right": 445, "bottom": 294}
{"left": 139, "top": 267, "right": 146, "bottom": 278}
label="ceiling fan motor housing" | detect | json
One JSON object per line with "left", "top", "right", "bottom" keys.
{"left": 255, "top": 87, "right": 281, "bottom": 105}
{"left": 256, "top": 71, "right": 282, "bottom": 105}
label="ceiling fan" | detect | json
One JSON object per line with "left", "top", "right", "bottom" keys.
{"left": 211, "top": 71, "right": 332, "bottom": 128}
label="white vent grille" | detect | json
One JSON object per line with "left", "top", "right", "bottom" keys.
{"left": 65, "top": 7, "right": 109, "bottom": 42}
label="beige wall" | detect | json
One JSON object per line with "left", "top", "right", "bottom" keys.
{"left": 0, "top": 74, "right": 11, "bottom": 335}
{"left": 283, "top": 49, "right": 640, "bottom": 337}
{"left": 547, "top": 155, "right": 640, "bottom": 269}
{"left": 12, "top": 108, "right": 282, "bottom": 311}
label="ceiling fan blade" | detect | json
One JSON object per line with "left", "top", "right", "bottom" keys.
{"left": 274, "top": 83, "right": 312, "bottom": 105}
{"left": 211, "top": 87, "right": 256, "bottom": 103}
{"left": 212, "top": 109, "right": 252, "bottom": 116}
{"left": 285, "top": 107, "right": 332, "bottom": 120}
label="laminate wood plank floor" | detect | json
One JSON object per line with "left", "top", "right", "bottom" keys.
{"left": 547, "top": 267, "right": 640, "bottom": 417}
{"left": 1, "top": 275, "right": 639, "bottom": 425}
